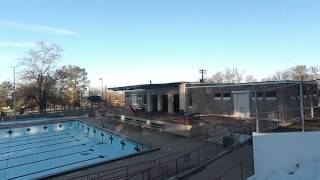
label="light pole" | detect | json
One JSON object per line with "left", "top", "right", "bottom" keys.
{"left": 13, "top": 66, "right": 16, "bottom": 120}
{"left": 12, "top": 65, "right": 20, "bottom": 121}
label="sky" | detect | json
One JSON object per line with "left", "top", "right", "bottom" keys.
{"left": 0, "top": 0, "right": 319, "bottom": 88}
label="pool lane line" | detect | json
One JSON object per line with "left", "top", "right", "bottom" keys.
{"left": 0, "top": 144, "right": 86, "bottom": 161}
{"left": 0, "top": 149, "right": 95, "bottom": 171}
{"left": 0, "top": 132, "right": 71, "bottom": 145}
{"left": 0, "top": 136, "right": 75, "bottom": 150}
{"left": 0, "top": 139, "right": 83, "bottom": 154}
{"left": 0, "top": 129, "right": 72, "bottom": 141}
{"left": 0, "top": 132, "right": 97, "bottom": 154}
{"left": 8, "top": 155, "right": 104, "bottom": 180}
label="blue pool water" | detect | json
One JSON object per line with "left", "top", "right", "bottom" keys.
{"left": 0, "top": 120, "right": 148, "bottom": 180}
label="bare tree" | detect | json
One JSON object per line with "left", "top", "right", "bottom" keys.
{"left": 19, "top": 41, "right": 62, "bottom": 114}
{"left": 309, "top": 66, "right": 320, "bottom": 80}
{"left": 289, "top": 65, "right": 309, "bottom": 80}
{"left": 245, "top": 75, "right": 257, "bottom": 83}
{"left": 262, "top": 71, "right": 286, "bottom": 81}
{"left": 264, "top": 65, "right": 319, "bottom": 81}
{"left": 209, "top": 68, "right": 244, "bottom": 83}
{"left": 209, "top": 72, "right": 224, "bottom": 83}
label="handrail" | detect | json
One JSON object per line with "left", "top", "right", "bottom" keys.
{"left": 103, "top": 136, "right": 252, "bottom": 180}
{"left": 70, "top": 128, "right": 252, "bottom": 180}
{"left": 66, "top": 144, "right": 199, "bottom": 180}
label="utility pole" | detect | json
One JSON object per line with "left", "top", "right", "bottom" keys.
{"left": 199, "top": 69, "right": 207, "bottom": 83}
{"left": 299, "top": 79, "right": 305, "bottom": 132}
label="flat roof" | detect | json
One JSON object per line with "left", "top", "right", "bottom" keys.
{"left": 108, "top": 82, "right": 184, "bottom": 91}
{"left": 109, "top": 80, "right": 318, "bottom": 91}
{"left": 187, "top": 80, "right": 318, "bottom": 88}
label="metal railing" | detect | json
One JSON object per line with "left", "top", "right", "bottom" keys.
{"left": 213, "top": 156, "right": 254, "bottom": 180}
{"left": 2, "top": 109, "right": 94, "bottom": 122}
{"left": 65, "top": 123, "right": 253, "bottom": 180}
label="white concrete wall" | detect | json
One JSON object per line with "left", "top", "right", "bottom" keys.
{"left": 252, "top": 132, "right": 320, "bottom": 177}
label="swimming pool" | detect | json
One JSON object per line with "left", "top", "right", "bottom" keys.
{"left": 0, "top": 120, "right": 149, "bottom": 180}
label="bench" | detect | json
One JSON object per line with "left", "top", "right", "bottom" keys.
{"left": 150, "top": 122, "right": 165, "bottom": 132}
{"left": 135, "top": 119, "right": 146, "bottom": 127}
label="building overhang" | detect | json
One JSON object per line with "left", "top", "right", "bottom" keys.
{"left": 109, "top": 82, "right": 185, "bottom": 91}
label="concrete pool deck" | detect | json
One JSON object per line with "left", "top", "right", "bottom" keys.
{"left": 0, "top": 116, "right": 253, "bottom": 179}
{"left": 46, "top": 117, "right": 210, "bottom": 179}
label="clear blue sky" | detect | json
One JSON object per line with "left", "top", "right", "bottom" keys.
{"left": 0, "top": 0, "right": 319, "bottom": 87}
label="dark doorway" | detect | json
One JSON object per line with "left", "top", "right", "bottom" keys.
{"left": 173, "top": 95, "right": 180, "bottom": 113}
{"left": 152, "top": 95, "right": 157, "bottom": 112}
{"left": 161, "top": 95, "right": 168, "bottom": 112}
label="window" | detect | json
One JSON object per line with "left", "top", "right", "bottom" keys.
{"left": 214, "top": 93, "right": 222, "bottom": 100}
{"left": 303, "top": 91, "right": 308, "bottom": 99}
{"left": 143, "top": 95, "right": 147, "bottom": 104}
{"left": 252, "top": 92, "right": 263, "bottom": 100}
{"left": 265, "top": 92, "right": 277, "bottom": 100}
{"left": 265, "top": 92, "right": 276, "bottom": 97}
{"left": 290, "top": 91, "right": 297, "bottom": 100}
{"left": 222, "top": 93, "right": 231, "bottom": 100}
{"left": 313, "top": 91, "right": 318, "bottom": 97}
{"left": 257, "top": 92, "right": 263, "bottom": 97}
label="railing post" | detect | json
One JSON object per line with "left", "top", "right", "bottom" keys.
{"left": 162, "top": 166, "right": 165, "bottom": 180}
{"left": 197, "top": 149, "right": 200, "bottom": 165}
{"left": 126, "top": 166, "right": 129, "bottom": 180}
{"left": 227, "top": 118, "right": 230, "bottom": 131}
{"left": 216, "top": 141, "right": 218, "bottom": 155}
{"left": 240, "top": 162, "right": 244, "bottom": 180}
{"left": 175, "top": 159, "right": 178, "bottom": 176}
{"left": 142, "top": 170, "right": 145, "bottom": 180}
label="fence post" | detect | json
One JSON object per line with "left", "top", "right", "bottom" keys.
{"left": 162, "top": 166, "right": 165, "bottom": 180}
{"left": 227, "top": 118, "right": 230, "bottom": 131}
{"left": 126, "top": 166, "right": 129, "bottom": 180}
{"left": 240, "top": 162, "right": 244, "bottom": 180}
{"left": 216, "top": 141, "right": 218, "bottom": 155}
{"left": 198, "top": 149, "right": 200, "bottom": 165}
{"left": 142, "top": 170, "right": 145, "bottom": 180}
{"left": 176, "top": 159, "right": 178, "bottom": 176}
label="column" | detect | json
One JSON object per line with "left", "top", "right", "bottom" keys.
{"left": 168, "top": 94, "right": 174, "bottom": 113}
{"left": 146, "top": 89, "right": 152, "bottom": 112}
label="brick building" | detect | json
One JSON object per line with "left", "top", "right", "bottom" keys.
{"left": 110, "top": 81, "right": 319, "bottom": 121}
